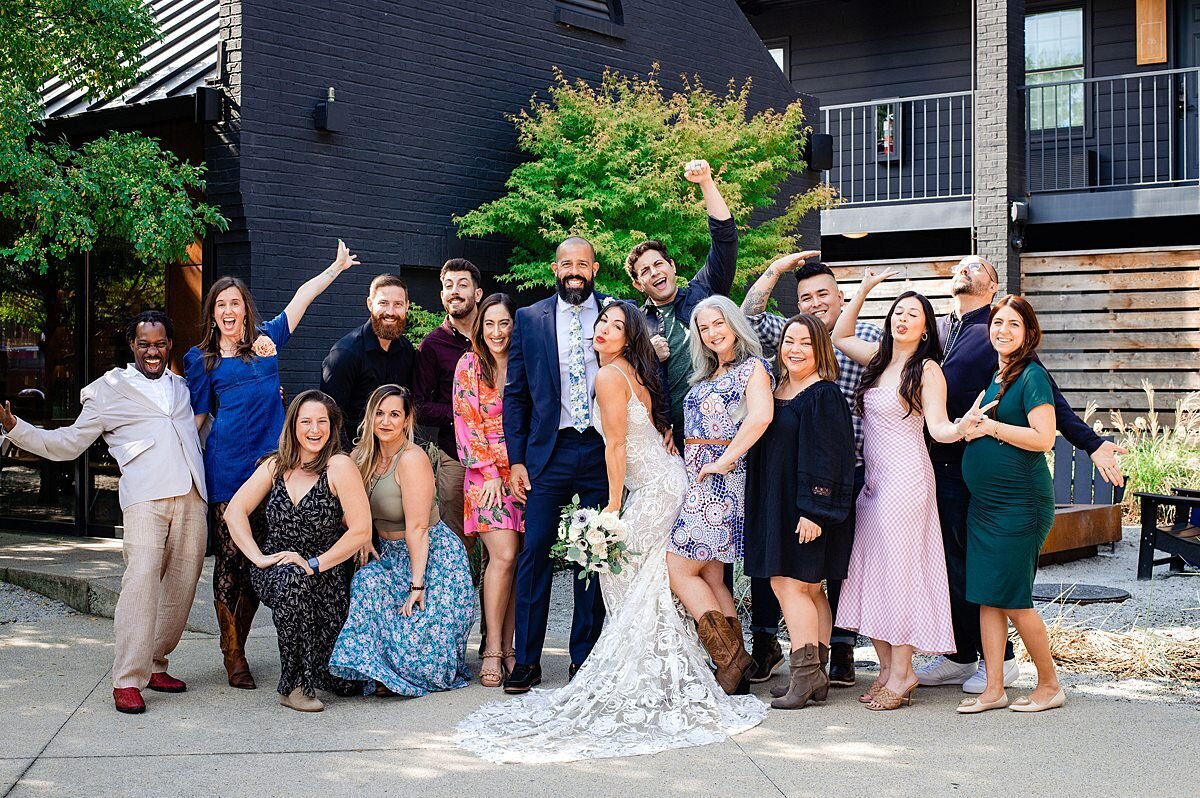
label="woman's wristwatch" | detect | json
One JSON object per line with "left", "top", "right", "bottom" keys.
{"left": 307, "top": 556, "right": 321, "bottom": 574}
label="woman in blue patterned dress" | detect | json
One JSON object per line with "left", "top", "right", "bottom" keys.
{"left": 185, "top": 240, "right": 359, "bottom": 691}
{"left": 667, "top": 295, "right": 774, "bottom": 695}
{"left": 329, "top": 384, "right": 474, "bottom": 696}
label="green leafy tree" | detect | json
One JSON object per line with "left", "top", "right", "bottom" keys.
{"left": 455, "top": 66, "right": 835, "bottom": 299}
{"left": 0, "top": 0, "right": 226, "bottom": 282}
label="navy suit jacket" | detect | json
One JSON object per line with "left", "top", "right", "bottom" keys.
{"left": 503, "top": 292, "right": 609, "bottom": 482}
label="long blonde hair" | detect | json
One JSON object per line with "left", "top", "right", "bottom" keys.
{"left": 350, "top": 384, "right": 416, "bottom": 483}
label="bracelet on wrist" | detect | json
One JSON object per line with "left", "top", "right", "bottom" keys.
{"left": 410, "top": 584, "right": 425, "bottom": 591}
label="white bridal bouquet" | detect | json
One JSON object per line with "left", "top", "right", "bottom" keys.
{"left": 551, "top": 495, "right": 637, "bottom": 587}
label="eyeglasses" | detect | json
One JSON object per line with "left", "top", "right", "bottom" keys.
{"left": 956, "top": 260, "right": 990, "bottom": 275}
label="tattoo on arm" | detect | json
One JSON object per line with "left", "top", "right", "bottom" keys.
{"left": 741, "top": 268, "right": 777, "bottom": 315}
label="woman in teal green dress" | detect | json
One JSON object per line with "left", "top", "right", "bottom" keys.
{"left": 958, "top": 295, "right": 1064, "bottom": 715}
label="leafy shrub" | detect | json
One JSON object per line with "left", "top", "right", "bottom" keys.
{"left": 455, "top": 66, "right": 835, "bottom": 300}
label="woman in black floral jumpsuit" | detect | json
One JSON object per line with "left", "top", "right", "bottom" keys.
{"left": 224, "top": 390, "right": 373, "bottom": 712}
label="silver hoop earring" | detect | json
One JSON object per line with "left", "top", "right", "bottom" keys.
{"left": 921, "top": 332, "right": 928, "bottom": 341}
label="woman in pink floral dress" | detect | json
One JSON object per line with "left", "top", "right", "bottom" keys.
{"left": 453, "top": 293, "right": 523, "bottom": 687}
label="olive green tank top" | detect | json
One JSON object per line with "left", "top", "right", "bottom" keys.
{"left": 369, "top": 450, "right": 441, "bottom": 534}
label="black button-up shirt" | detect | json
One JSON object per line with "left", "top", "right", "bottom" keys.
{"left": 320, "top": 321, "right": 415, "bottom": 445}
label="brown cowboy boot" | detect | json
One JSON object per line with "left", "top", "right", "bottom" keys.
{"left": 723, "top": 615, "right": 754, "bottom": 695}
{"left": 771, "top": 644, "right": 830, "bottom": 709}
{"left": 696, "top": 611, "right": 742, "bottom": 694}
{"left": 216, "top": 600, "right": 256, "bottom": 689}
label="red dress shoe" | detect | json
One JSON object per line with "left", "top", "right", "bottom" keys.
{"left": 148, "top": 672, "right": 187, "bottom": 693}
{"left": 113, "top": 688, "right": 146, "bottom": 714}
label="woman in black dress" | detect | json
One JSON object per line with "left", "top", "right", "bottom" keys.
{"left": 746, "top": 314, "right": 855, "bottom": 710}
{"left": 224, "top": 390, "right": 372, "bottom": 712}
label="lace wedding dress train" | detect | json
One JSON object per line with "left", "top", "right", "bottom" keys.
{"left": 455, "top": 374, "right": 768, "bottom": 764}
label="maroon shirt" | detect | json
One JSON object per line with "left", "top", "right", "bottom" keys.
{"left": 414, "top": 316, "right": 472, "bottom": 458}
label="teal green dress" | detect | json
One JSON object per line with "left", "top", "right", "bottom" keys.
{"left": 962, "top": 362, "right": 1056, "bottom": 609}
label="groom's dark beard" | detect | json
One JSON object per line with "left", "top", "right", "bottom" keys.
{"left": 556, "top": 276, "right": 594, "bottom": 306}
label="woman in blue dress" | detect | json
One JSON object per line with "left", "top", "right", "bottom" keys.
{"left": 329, "top": 384, "right": 474, "bottom": 696}
{"left": 667, "top": 295, "right": 774, "bottom": 695}
{"left": 185, "top": 240, "right": 359, "bottom": 690}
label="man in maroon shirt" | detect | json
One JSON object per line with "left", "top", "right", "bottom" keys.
{"left": 414, "top": 258, "right": 483, "bottom": 551}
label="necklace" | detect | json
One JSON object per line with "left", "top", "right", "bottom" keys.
{"left": 369, "top": 450, "right": 401, "bottom": 493}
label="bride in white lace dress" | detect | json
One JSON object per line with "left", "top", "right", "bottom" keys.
{"left": 456, "top": 301, "right": 768, "bottom": 764}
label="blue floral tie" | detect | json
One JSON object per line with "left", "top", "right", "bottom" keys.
{"left": 567, "top": 305, "right": 591, "bottom": 431}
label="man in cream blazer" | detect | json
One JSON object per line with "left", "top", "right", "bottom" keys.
{"left": 1, "top": 311, "right": 207, "bottom": 714}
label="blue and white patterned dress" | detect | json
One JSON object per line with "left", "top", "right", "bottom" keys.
{"left": 669, "top": 356, "right": 772, "bottom": 563}
{"left": 328, "top": 453, "right": 474, "bottom": 696}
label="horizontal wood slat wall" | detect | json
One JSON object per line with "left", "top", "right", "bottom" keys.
{"left": 828, "top": 247, "right": 1200, "bottom": 422}
{"left": 1022, "top": 246, "right": 1199, "bottom": 421}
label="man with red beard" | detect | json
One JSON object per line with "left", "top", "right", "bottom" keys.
{"left": 321, "top": 274, "right": 416, "bottom": 447}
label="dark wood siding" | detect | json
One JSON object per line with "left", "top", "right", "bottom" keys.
{"left": 227, "top": 0, "right": 813, "bottom": 397}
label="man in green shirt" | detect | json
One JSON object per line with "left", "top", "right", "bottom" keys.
{"left": 623, "top": 159, "right": 736, "bottom": 450}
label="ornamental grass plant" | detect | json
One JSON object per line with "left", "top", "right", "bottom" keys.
{"left": 1095, "top": 383, "right": 1200, "bottom": 523}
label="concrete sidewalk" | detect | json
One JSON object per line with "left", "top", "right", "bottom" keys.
{"left": 1, "top": 531, "right": 1197, "bottom": 797}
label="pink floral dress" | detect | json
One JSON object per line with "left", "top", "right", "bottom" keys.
{"left": 452, "top": 352, "right": 523, "bottom": 536}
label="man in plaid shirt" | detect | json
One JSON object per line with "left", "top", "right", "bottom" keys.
{"left": 741, "top": 256, "right": 882, "bottom": 689}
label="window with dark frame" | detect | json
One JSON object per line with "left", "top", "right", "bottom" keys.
{"left": 556, "top": 0, "right": 622, "bottom": 23}
{"left": 1025, "top": 7, "right": 1085, "bottom": 131}
{"left": 763, "top": 37, "right": 789, "bottom": 78}
{"left": 554, "top": 0, "right": 624, "bottom": 39}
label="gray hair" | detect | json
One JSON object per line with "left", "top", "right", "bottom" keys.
{"left": 688, "top": 295, "right": 764, "bottom": 386}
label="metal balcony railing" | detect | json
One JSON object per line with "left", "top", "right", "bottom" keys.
{"left": 822, "top": 91, "right": 973, "bottom": 206}
{"left": 1022, "top": 66, "right": 1200, "bottom": 192}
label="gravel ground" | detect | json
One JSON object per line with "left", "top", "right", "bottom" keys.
{"left": 1034, "top": 525, "right": 1199, "bottom": 632}
{"left": 0, "top": 581, "right": 78, "bottom": 625}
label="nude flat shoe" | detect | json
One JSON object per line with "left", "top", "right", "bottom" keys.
{"left": 1009, "top": 688, "right": 1065, "bottom": 713}
{"left": 279, "top": 687, "right": 324, "bottom": 712}
{"left": 956, "top": 692, "right": 1010, "bottom": 714}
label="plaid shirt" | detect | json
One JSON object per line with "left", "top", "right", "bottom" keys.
{"left": 748, "top": 312, "right": 883, "bottom": 466}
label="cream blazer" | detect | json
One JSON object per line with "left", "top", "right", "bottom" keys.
{"left": 7, "top": 368, "right": 207, "bottom": 509}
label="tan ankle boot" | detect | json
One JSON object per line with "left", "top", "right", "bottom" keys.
{"left": 770, "top": 644, "right": 829, "bottom": 709}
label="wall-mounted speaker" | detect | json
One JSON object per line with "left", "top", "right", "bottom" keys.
{"left": 805, "top": 133, "right": 833, "bottom": 172}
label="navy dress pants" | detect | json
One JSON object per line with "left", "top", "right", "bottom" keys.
{"left": 514, "top": 428, "right": 608, "bottom": 667}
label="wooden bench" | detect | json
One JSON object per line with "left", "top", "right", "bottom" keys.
{"left": 1038, "top": 437, "right": 1124, "bottom": 566}
{"left": 1135, "top": 489, "right": 1200, "bottom": 580}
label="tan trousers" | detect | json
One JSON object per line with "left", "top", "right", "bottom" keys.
{"left": 113, "top": 487, "right": 207, "bottom": 689}
{"left": 434, "top": 446, "right": 468, "bottom": 545}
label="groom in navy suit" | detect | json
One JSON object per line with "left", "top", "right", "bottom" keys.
{"left": 502, "top": 236, "right": 609, "bottom": 693}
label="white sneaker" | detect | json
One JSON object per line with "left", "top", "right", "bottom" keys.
{"left": 915, "top": 656, "right": 977, "bottom": 686}
{"left": 962, "top": 658, "right": 1020, "bottom": 694}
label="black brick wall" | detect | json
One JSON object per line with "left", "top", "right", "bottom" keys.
{"left": 211, "top": 0, "right": 816, "bottom": 396}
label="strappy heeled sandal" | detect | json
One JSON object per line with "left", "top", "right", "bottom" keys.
{"left": 857, "top": 678, "right": 886, "bottom": 704}
{"left": 479, "top": 650, "right": 505, "bottom": 688}
{"left": 865, "top": 682, "right": 917, "bottom": 711}
{"left": 502, "top": 648, "right": 517, "bottom": 678}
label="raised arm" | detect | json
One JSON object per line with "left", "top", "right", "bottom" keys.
{"left": 685, "top": 159, "right": 731, "bottom": 221}
{"left": 595, "top": 367, "right": 630, "bottom": 515}
{"left": 832, "top": 267, "right": 898, "bottom": 366}
{"left": 1, "top": 397, "right": 104, "bottom": 461}
{"left": 281, "top": 240, "right": 359, "bottom": 333}
{"left": 698, "top": 361, "right": 774, "bottom": 480}
{"left": 741, "top": 251, "right": 820, "bottom": 316}
{"left": 224, "top": 462, "right": 284, "bottom": 568}
{"left": 396, "top": 446, "right": 436, "bottom": 616}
